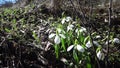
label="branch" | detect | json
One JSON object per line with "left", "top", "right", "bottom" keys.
{"left": 106, "top": 0, "right": 112, "bottom": 68}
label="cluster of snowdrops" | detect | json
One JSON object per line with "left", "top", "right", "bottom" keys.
{"left": 48, "top": 16, "right": 120, "bottom": 67}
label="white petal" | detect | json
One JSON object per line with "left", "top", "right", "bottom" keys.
{"left": 54, "top": 35, "right": 60, "bottom": 44}
{"left": 66, "top": 16, "right": 72, "bottom": 22}
{"left": 76, "top": 45, "right": 85, "bottom": 52}
{"left": 80, "top": 27, "right": 87, "bottom": 33}
{"left": 75, "top": 28, "right": 79, "bottom": 33}
{"left": 113, "top": 38, "right": 120, "bottom": 44}
{"left": 72, "top": 21, "right": 77, "bottom": 24}
{"left": 67, "top": 45, "right": 74, "bottom": 52}
{"left": 57, "top": 28, "right": 62, "bottom": 33}
{"left": 49, "top": 33, "right": 56, "bottom": 39}
{"left": 67, "top": 24, "right": 74, "bottom": 31}
{"left": 95, "top": 35, "right": 101, "bottom": 39}
{"left": 105, "top": 40, "right": 112, "bottom": 45}
{"left": 59, "top": 34, "right": 66, "bottom": 39}
{"left": 97, "top": 51, "right": 105, "bottom": 60}
{"left": 93, "top": 41, "right": 100, "bottom": 46}
{"left": 61, "top": 18, "right": 66, "bottom": 24}
{"left": 60, "top": 58, "right": 68, "bottom": 63}
{"left": 86, "top": 41, "right": 92, "bottom": 48}
{"left": 97, "top": 51, "right": 101, "bottom": 60}
{"left": 104, "top": 18, "right": 108, "bottom": 22}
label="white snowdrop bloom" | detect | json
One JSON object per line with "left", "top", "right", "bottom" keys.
{"left": 67, "top": 24, "right": 74, "bottom": 31}
{"left": 97, "top": 51, "right": 105, "bottom": 60}
{"left": 57, "top": 28, "right": 62, "bottom": 33}
{"left": 49, "top": 33, "right": 56, "bottom": 39}
{"left": 60, "top": 58, "right": 68, "bottom": 63}
{"left": 76, "top": 45, "right": 85, "bottom": 52}
{"left": 105, "top": 40, "right": 112, "bottom": 45}
{"left": 79, "top": 60, "right": 82, "bottom": 64}
{"left": 54, "top": 35, "right": 60, "bottom": 44}
{"left": 61, "top": 18, "right": 66, "bottom": 24}
{"left": 86, "top": 41, "right": 100, "bottom": 48}
{"left": 93, "top": 41, "right": 100, "bottom": 46}
{"left": 104, "top": 18, "right": 108, "bottom": 22}
{"left": 80, "top": 27, "right": 87, "bottom": 33}
{"left": 75, "top": 28, "right": 79, "bottom": 33}
{"left": 95, "top": 35, "right": 101, "bottom": 39}
{"left": 57, "top": 28, "right": 65, "bottom": 34}
{"left": 86, "top": 41, "right": 92, "bottom": 48}
{"left": 113, "top": 38, "right": 120, "bottom": 44}
{"left": 67, "top": 45, "right": 74, "bottom": 52}
{"left": 72, "top": 21, "right": 77, "bottom": 24}
{"left": 75, "top": 29, "right": 80, "bottom": 36}
{"left": 23, "top": 25, "right": 26, "bottom": 28}
{"left": 20, "top": 30, "right": 25, "bottom": 33}
{"left": 59, "top": 34, "right": 66, "bottom": 39}
{"left": 66, "top": 16, "right": 72, "bottom": 22}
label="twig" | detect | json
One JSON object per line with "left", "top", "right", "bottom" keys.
{"left": 69, "top": 0, "right": 88, "bottom": 27}
{"left": 106, "top": 0, "right": 112, "bottom": 68}
{"left": 0, "top": 37, "right": 5, "bottom": 46}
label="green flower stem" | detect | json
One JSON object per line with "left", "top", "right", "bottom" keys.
{"left": 61, "top": 38, "right": 66, "bottom": 51}
{"left": 54, "top": 44, "right": 60, "bottom": 59}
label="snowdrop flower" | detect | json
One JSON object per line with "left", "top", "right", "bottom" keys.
{"left": 95, "top": 35, "right": 101, "bottom": 39}
{"left": 67, "top": 24, "right": 74, "bottom": 31}
{"left": 105, "top": 40, "right": 112, "bottom": 45}
{"left": 61, "top": 18, "right": 66, "bottom": 24}
{"left": 66, "top": 16, "right": 72, "bottom": 22}
{"left": 57, "top": 28, "right": 65, "bottom": 34}
{"left": 80, "top": 27, "right": 87, "bottom": 33}
{"left": 72, "top": 21, "right": 77, "bottom": 24}
{"left": 97, "top": 50, "right": 105, "bottom": 60}
{"left": 67, "top": 45, "right": 74, "bottom": 52}
{"left": 49, "top": 33, "right": 56, "bottom": 39}
{"left": 93, "top": 41, "right": 100, "bottom": 46}
{"left": 75, "top": 29, "right": 79, "bottom": 36}
{"left": 75, "top": 28, "right": 80, "bottom": 33}
{"left": 59, "top": 34, "right": 66, "bottom": 39}
{"left": 76, "top": 45, "right": 85, "bottom": 52}
{"left": 75, "top": 28, "right": 79, "bottom": 33}
{"left": 49, "top": 33, "right": 66, "bottom": 44}
{"left": 60, "top": 58, "right": 68, "bottom": 63}
{"left": 54, "top": 35, "right": 60, "bottom": 44}
{"left": 20, "top": 30, "right": 25, "bottom": 33}
{"left": 57, "top": 28, "right": 62, "bottom": 33}
{"left": 61, "top": 16, "right": 72, "bottom": 24}
{"left": 75, "top": 27, "right": 87, "bottom": 35}
{"left": 104, "top": 18, "right": 108, "bottom": 22}
{"left": 86, "top": 41, "right": 100, "bottom": 48}
{"left": 86, "top": 41, "right": 92, "bottom": 48}
{"left": 113, "top": 38, "right": 120, "bottom": 44}
{"left": 67, "top": 44, "right": 85, "bottom": 52}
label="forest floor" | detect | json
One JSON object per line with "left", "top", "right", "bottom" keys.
{"left": 0, "top": 1, "right": 120, "bottom": 68}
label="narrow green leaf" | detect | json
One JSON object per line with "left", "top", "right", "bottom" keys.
{"left": 54, "top": 45, "right": 59, "bottom": 59}
{"left": 73, "top": 50, "right": 79, "bottom": 64}
{"left": 61, "top": 38, "right": 66, "bottom": 51}
{"left": 87, "top": 63, "right": 92, "bottom": 68}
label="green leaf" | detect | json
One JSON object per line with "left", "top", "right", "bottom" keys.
{"left": 84, "top": 36, "right": 89, "bottom": 44}
{"left": 86, "top": 56, "right": 92, "bottom": 68}
{"left": 54, "top": 45, "right": 59, "bottom": 59}
{"left": 87, "top": 63, "right": 92, "bottom": 68}
{"left": 79, "top": 33, "right": 85, "bottom": 43}
{"left": 61, "top": 38, "right": 66, "bottom": 51}
{"left": 5, "top": 28, "right": 11, "bottom": 33}
{"left": 73, "top": 50, "right": 79, "bottom": 64}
